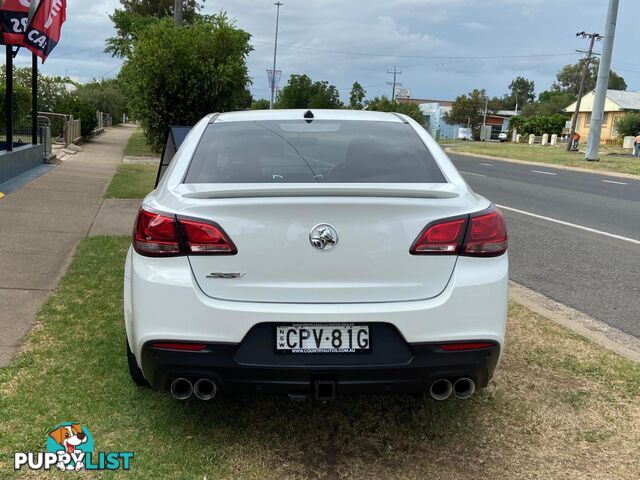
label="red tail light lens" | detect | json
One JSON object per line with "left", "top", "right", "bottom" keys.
{"left": 410, "top": 205, "right": 507, "bottom": 257}
{"left": 410, "top": 218, "right": 467, "bottom": 254}
{"left": 179, "top": 219, "right": 236, "bottom": 255}
{"left": 133, "top": 209, "right": 236, "bottom": 257}
{"left": 462, "top": 207, "right": 508, "bottom": 257}
{"left": 133, "top": 209, "right": 181, "bottom": 256}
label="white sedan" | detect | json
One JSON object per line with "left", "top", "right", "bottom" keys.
{"left": 124, "top": 109, "right": 508, "bottom": 402}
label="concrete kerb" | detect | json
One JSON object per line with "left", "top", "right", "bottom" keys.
{"left": 510, "top": 281, "right": 640, "bottom": 363}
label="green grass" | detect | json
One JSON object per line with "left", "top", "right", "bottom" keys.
{"left": 450, "top": 142, "right": 640, "bottom": 176}
{"left": 123, "top": 129, "right": 157, "bottom": 157}
{"left": 105, "top": 164, "right": 157, "bottom": 199}
{"left": 1, "top": 238, "right": 639, "bottom": 478}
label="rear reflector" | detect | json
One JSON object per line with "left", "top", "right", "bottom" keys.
{"left": 151, "top": 343, "right": 207, "bottom": 351}
{"left": 410, "top": 218, "right": 467, "bottom": 254}
{"left": 439, "top": 342, "right": 494, "bottom": 351}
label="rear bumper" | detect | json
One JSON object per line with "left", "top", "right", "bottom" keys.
{"left": 141, "top": 323, "right": 500, "bottom": 395}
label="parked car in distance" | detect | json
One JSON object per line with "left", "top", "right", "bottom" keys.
{"left": 498, "top": 131, "right": 509, "bottom": 142}
{"left": 124, "top": 109, "right": 508, "bottom": 402}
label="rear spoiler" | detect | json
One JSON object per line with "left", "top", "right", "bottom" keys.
{"left": 174, "top": 183, "right": 462, "bottom": 199}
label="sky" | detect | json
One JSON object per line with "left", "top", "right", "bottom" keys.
{"left": 14, "top": 0, "right": 640, "bottom": 103}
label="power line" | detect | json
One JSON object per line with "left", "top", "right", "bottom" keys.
{"left": 251, "top": 39, "right": 579, "bottom": 61}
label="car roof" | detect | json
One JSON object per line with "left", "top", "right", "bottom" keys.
{"left": 213, "top": 109, "right": 407, "bottom": 123}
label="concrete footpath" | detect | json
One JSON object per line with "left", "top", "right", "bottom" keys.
{"left": 0, "top": 125, "right": 135, "bottom": 366}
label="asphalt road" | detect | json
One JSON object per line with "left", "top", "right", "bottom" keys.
{"left": 448, "top": 152, "right": 640, "bottom": 338}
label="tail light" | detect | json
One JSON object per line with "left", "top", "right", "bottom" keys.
{"left": 134, "top": 209, "right": 181, "bottom": 256}
{"left": 462, "top": 207, "right": 508, "bottom": 257}
{"left": 410, "top": 217, "right": 467, "bottom": 254}
{"left": 410, "top": 205, "right": 507, "bottom": 257}
{"left": 133, "top": 209, "right": 236, "bottom": 257}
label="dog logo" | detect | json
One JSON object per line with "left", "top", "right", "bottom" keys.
{"left": 46, "top": 423, "right": 92, "bottom": 471}
{"left": 310, "top": 224, "right": 338, "bottom": 251}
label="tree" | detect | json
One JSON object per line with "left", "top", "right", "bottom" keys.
{"left": 349, "top": 81, "right": 366, "bottom": 110}
{"left": 365, "top": 96, "right": 424, "bottom": 124}
{"left": 0, "top": 65, "right": 70, "bottom": 112}
{"left": 276, "top": 74, "right": 343, "bottom": 109}
{"left": 554, "top": 59, "right": 626, "bottom": 96}
{"left": 106, "top": 0, "right": 204, "bottom": 58}
{"left": 442, "top": 89, "right": 488, "bottom": 138}
{"left": 508, "top": 76, "right": 535, "bottom": 107}
{"left": 77, "top": 78, "right": 127, "bottom": 125}
{"left": 0, "top": 84, "right": 31, "bottom": 133}
{"left": 120, "top": 15, "right": 252, "bottom": 151}
{"left": 521, "top": 89, "right": 576, "bottom": 117}
{"left": 250, "top": 98, "right": 270, "bottom": 110}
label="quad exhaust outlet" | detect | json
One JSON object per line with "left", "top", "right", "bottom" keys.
{"left": 453, "top": 377, "right": 476, "bottom": 400}
{"left": 170, "top": 378, "right": 219, "bottom": 401}
{"left": 170, "top": 378, "right": 193, "bottom": 400}
{"left": 429, "top": 378, "right": 453, "bottom": 400}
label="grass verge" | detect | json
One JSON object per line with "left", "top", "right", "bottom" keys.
{"left": 123, "top": 129, "right": 156, "bottom": 157}
{"left": 1, "top": 236, "right": 639, "bottom": 479}
{"left": 450, "top": 142, "right": 640, "bottom": 176}
{"left": 105, "top": 164, "right": 156, "bottom": 199}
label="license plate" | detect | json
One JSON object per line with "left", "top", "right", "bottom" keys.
{"left": 276, "top": 324, "right": 370, "bottom": 353}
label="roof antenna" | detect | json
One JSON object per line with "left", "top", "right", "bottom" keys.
{"left": 304, "top": 110, "right": 314, "bottom": 124}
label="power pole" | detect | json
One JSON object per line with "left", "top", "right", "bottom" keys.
{"left": 566, "top": 31, "right": 602, "bottom": 151}
{"left": 387, "top": 66, "right": 402, "bottom": 101}
{"left": 270, "top": 2, "right": 283, "bottom": 110}
{"left": 585, "top": 0, "right": 619, "bottom": 161}
{"left": 174, "top": 0, "right": 183, "bottom": 26}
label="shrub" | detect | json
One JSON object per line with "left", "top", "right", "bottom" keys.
{"left": 615, "top": 112, "right": 640, "bottom": 138}
{"left": 56, "top": 93, "right": 99, "bottom": 137}
{"left": 510, "top": 113, "right": 568, "bottom": 137}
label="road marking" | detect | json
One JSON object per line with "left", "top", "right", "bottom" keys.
{"left": 530, "top": 170, "right": 557, "bottom": 176}
{"left": 459, "top": 171, "right": 486, "bottom": 177}
{"left": 496, "top": 205, "right": 640, "bottom": 245}
{"left": 480, "top": 163, "right": 493, "bottom": 166}
{"left": 601, "top": 179, "right": 628, "bottom": 185}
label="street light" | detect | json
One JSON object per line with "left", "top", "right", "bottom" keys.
{"left": 270, "top": 2, "right": 283, "bottom": 110}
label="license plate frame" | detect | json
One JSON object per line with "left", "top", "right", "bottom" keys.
{"left": 275, "top": 323, "right": 370, "bottom": 353}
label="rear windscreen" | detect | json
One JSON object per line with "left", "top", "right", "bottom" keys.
{"left": 184, "top": 120, "right": 446, "bottom": 183}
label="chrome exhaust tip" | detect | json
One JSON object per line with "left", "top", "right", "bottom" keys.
{"left": 193, "top": 378, "right": 218, "bottom": 401}
{"left": 453, "top": 377, "right": 476, "bottom": 400}
{"left": 170, "top": 378, "right": 193, "bottom": 400}
{"left": 429, "top": 378, "right": 453, "bottom": 401}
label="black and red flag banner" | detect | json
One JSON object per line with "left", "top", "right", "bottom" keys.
{"left": 23, "top": 0, "right": 66, "bottom": 61}
{"left": 0, "top": 0, "right": 32, "bottom": 45}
